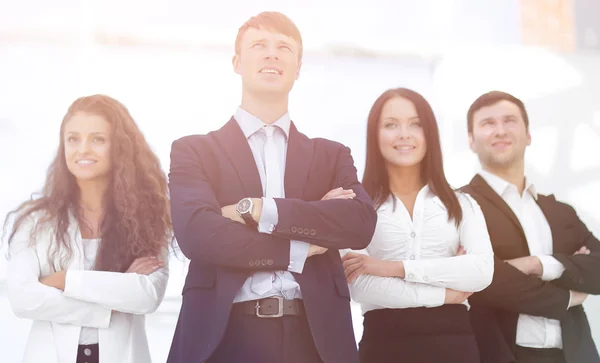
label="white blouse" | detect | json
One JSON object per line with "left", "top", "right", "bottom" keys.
{"left": 345, "top": 186, "right": 494, "bottom": 314}
{"left": 79, "top": 238, "right": 101, "bottom": 345}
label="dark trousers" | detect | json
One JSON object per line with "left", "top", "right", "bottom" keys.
{"left": 516, "top": 346, "right": 566, "bottom": 363}
{"left": 359, "top": 305, "right": 480, "bottom": 363}
{"left": 207, "top": 309, "right": 323, "bottom": 363}
{"left": 76, "top": 344, "right": 99, "bottom": 363}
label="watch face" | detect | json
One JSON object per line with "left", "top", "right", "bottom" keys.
{"left": 236, "top": 198, "right": 252, "bottom": 214}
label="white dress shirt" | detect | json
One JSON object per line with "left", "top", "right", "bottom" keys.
{"left": 233, "top": 107, "right": 310, "bottom": 303}
{"left": 478, "top": 170, "right": 567, "bottom": 349}
{"left": 345, "top": 186, "right": 494, "bottom": 315}
{"left": 79, "top": 238, "right": 100, "bottom": 345}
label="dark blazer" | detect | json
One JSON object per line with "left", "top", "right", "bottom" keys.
{"left": 166, "top": 118, "right": 377, "bottom": 363}
{"left": 462, "top": 175, "right": 600, "bottom": 363}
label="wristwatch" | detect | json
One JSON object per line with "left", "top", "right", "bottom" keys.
{"left": 236, "top": 197, "right": 258, "bottom": 227}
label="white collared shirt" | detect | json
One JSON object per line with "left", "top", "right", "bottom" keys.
{"left": 232, "top": 107, "right": 309, "bottom": 303}
{"left": 345, "top": 186, "right": 494, "bottom": 315}
{"left": 79, "top": 238, "right": 101, "bottom": 345}
{"left": 478, "top": 169, "right": 566, "bottom": 349}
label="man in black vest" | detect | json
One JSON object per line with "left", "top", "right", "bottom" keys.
{"left": 462, "top": 91, "right": 600, "bottom": 363}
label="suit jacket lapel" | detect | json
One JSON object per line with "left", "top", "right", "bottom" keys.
{"left": 214, "top": 118, "right": 263, "bottom": 198}
{"left": 536, "top": 194, "right": 567, "bottom": 254}
{"left": 284, "top": 122, "right": 313, "bottom": 199}
{"left": 470, "top": 174, "right": 528, "bottom": 244}
{"left": 67, "top": 212, "right": 85, "bottom": 270}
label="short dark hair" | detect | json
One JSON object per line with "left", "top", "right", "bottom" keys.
{"left": 467, "top": 91, "right": 529, "bottom": 133}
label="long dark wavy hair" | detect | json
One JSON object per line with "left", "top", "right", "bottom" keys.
{"left": 4, "top": 94, "right": 172, "bottom": 272}
{"left": 362, "top": 88, "right": 463, "bottom": 226}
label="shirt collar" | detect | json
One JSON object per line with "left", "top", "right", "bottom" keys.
{"left": 478, "top": 169, "right": 538, "bottom": 200}
{"left": 234, "top": 107, "right": 291, "bottom": 140}
{"left": 380, "top": 184, "right": 434, "bottom": 211}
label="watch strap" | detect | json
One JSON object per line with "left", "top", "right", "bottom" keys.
{"left": 241, "top": 211, "right": 258, "bottom": 227}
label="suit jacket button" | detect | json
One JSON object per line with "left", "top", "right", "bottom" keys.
{"left": 291, "top": 226, "right": 298, "bottom": 233}
{"left": 303, "top": 228, "right": 310, "bottom": 235}
{"left": 261, "top": 260, "right": 267, "bottom": 266}
{"left": 309, "top": 228, "right": 316, "bottom": 236}
{"left": 255, "top": 259, "right": 261, "bottom": 267}
{"left": 267, "top": 259, "right": 274, "bottom": 266}
{"left": 249, "top": 260, "right": 255, "bottom": 267}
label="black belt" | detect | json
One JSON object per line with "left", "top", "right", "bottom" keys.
{"left": 232, "top": 297, "right": 304, "bottom": 318}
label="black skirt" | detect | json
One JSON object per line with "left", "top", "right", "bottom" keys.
{"left": 359, "top": 305, "right": 480, "bottom": 363}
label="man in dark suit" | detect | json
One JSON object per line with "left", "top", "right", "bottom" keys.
{"left": 166, "top": 11, "right": 377, "bottom": 363}
{"left": 462, "top": 91, "right": 600, "bottom": 363}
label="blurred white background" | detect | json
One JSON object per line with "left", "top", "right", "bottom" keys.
{"left": 1, "top": 0, "right": 599, "bottom": 362}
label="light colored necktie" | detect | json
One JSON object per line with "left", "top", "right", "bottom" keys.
{"left": 264, "top": 125, "right": 283, "bottom": 199}
{"left": 251, "top": 125, "right": 282, "bottom": 295}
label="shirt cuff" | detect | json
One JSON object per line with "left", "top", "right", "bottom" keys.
{"left": 537, "top": 255, "right": 566, "bottom": 281}
{"left": 258, "top": 197, "right": 278, "bottom": 234}
{"left": 403, "top": 260, "right": 427, "bottom": 283}
{"left": 567, "top": 290, "right": 573, "bottom": 309}
{"left": 288, "top": 241, "right": 309, "bottom": 273}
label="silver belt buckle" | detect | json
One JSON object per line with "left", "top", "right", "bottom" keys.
{"left": 255, "top": 296, "right": 284, "bottom": 318}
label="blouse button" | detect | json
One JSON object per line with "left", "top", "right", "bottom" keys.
{"left": 410, "top": 232, "right": 416, "bottom": 238}
{"left": 84, "top": 348, "right": 92, "bottom": 356}
{"left": 409, "top": 255, "right": 415, "bottom": 260}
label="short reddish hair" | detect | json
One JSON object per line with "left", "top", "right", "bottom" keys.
{"left": 235, "top": 11, "right": 303, "bottom": 59}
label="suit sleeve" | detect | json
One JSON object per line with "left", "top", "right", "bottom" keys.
{"left": 62, "top": 248, "right": 169, "bottom": 315}
{"left": 258, "top": 197, "right": 309, "bottom": 273}
{"left": 169, "top": 138, "right": 290, "bottom": 270}
{"left": 460, "top": 187, "right": 571, "bottom": 320}
{"left": 469, "top": 255, "right": 570, "bottom": 319}
{"left": 551, "top": 205, "right": 600, "bottom": 294}
{"left": 272, "top": 145, "right": 377, "bottom": 249}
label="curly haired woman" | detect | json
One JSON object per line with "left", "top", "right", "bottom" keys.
{"left": 5, "top": 94, "right": 172, "bottom": 363}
